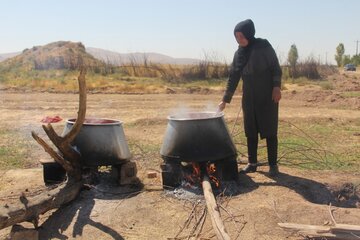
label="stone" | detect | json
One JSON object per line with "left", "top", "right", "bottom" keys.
{"left": 119, "top": 161, "right": 138, "bottom": 185}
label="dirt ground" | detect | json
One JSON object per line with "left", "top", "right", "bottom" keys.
{"left": 0, "top": 71, "right": 359, "bottom": 239}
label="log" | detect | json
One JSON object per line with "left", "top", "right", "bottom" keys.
{"left": 331, "top": 224, "right": 360, "bottom": 233}
{"left": 0, "top": 180, "right": 83, "bottom": 229}
{"left": 278, "top": 222, "right": 360, "bottom": 240}
{"left": 202, "top": 174, "right": 230, "bottom": 240}
{"left": 0, "top": 68, "right": 87, "bottom": 230}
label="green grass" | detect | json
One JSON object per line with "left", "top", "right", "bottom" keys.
{"left": 288, "top": 77, "right": 314, "bottom": 85}
{"left": 283, "top": 76, "right": 335, "bottom": 90}
{"left": 0, "top": 146, "right": 24, "bottom": 169}
{"left": 340, "top": 91, "right": 360, "bottom": 98}
{"left": 230, "top": 118, "right": 360, "bottom": 171}
{"left": 318, "top": 80, "right": 334, "bottom": 90}
{"left": 0, "top": 129, "right": 28, "bottom": 169}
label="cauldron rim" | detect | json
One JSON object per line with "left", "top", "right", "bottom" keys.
{"left": 167, "top": 111, "right": 223, "bottom": 121}
{"left": 66, "top": 118, "right": 123, "bottom": 126}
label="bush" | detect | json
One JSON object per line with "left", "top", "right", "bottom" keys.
{"left": 284, "top": 57, "right": 339, "bottom": 82}
{"left": 180, "top": 62, "right": 229, "bottom": 81}
{"left": 294, "top": 57, "right": 320, "bottom": 80}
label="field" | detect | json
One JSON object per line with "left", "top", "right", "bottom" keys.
{"left": 0, "top": 70, "right": 359, "bottom": 239}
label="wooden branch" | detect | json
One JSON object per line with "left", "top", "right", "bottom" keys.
{"left": 63, "top": 68, "right": 87, "bottom": 144}
{"left": 328, "top": 203, "right": 337, "bottom": 225}
{"left": 278, "top": 222, "right": 360, "bottom": 240}
{"left": 42, "top": 124, "right": 81, "bottom": 164}
{"left": 31, "top": 131, "right": 74, "bottom": 173}
{"left": 174, "top": 201, "right": 200, "bottom": 238}
{"left": 194, "top": 207, "right": 207, "bottom": 239}
{"left": 202, "top": 175, "right": 230, "bottom": 240}
{"left": 0, "top": 180, "right": 83, "bottom": 230}
{"left": 39, "top": 68, "right": 87, "bottom": 172}
{"left": 330, "top": 224, "right": 360, "bottom": 232}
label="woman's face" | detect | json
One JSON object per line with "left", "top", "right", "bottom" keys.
{"left": 235, "top": 32, "right": 249, "bottom": 47}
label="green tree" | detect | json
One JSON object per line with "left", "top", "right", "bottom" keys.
{"left": 287, "top": 44, "right": 298, "bottom": 78}
{"left": 343, "top": 55, "right": 351, "bottom": 65}
{"left": 335, "top": 43, "right": 345, "bottom": 67}
{"left": 351, "top": 55, "right": 360, "bottom": 66}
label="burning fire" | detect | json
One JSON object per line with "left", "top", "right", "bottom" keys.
{"left": 184, "top": 162, "right": 220, "bottom": 188}
{"left": 207, "top": 163, "right": 220, "bottom": 187}
{"left": 184, "top": 163, "right": 201, "bottom": 185}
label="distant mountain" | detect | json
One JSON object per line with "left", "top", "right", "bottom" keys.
{"left": 0, "top": 52, "right": 20, "bottom": 62}
{"left": 0, "top": 43, "right": 201, "bottom": 70}
{"left": 86, "top": 47, "right": 201, "bottom": 65}
{"left": 0, "top": 41, "right": 104, "bottom": 71}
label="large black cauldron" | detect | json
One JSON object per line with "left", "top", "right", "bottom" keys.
{"left": 160, "top": 112, "right": 237, "bottom": 163}
{"left": 62, "top": 118, "right": 131, "bottom": 167}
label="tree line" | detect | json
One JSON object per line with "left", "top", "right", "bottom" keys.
{"left": 286, "top": 42, "right": 359, "bottom": 80}
{"left": 288, "top": 43, "right": 359, "bottom": 68}
{"left": 334, "top": 43, "right": 360, "bottom": 67}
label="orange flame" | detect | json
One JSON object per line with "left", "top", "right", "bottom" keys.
{"left": 192, "top": 163, "right": 201, "bottom": 178}
{"left": 184, "top": 163, "right": 201, "bottom": 185}
{"left": 209, "top": 175, "right": 220, "bottom": 187}
{"left": 184, "top": 162, "right": 220, "bottom": 188}
{"left": 207, "top": 163, "right": 220, "bottom": 187}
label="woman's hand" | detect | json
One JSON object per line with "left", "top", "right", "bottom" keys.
{"left": 272, "top": 87, "right": 281, "bottom": 103}
{"left": 218, "top": 101, "right": 226, "bottom": 112}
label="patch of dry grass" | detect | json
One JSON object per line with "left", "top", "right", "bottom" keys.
{"left": 0, "top": 69, "right": 226, "bottom": 93}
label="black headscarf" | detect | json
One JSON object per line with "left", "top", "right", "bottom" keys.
{"left": 234, "top": 19, "right": 256, "bottom": 42}
{"left": 223, "top": 19, "right": 257, "bottom": 103}
{"left": 233, "top": 19, "right": 256, "bottom": 73}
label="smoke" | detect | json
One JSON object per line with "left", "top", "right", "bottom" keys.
{"left": 169, "top": 104, "right": 193, "bottom": 117}
{"left": 204, "top": 101, "right": 219, "bottom": 112}
{"left": 168, "top": 101, "right": 221, "bottom": 120}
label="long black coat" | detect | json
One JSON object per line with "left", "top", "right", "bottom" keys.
{"left": 223, "top": 38, "right": 282, "bottom": 139}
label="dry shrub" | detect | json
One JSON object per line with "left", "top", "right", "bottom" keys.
{"left": 116, "top": 61, "right": 229, "bottom": 83}
{"left": 285, "top": 57, "right": 338, "bottom": 81}
{"left": 180, "top": 52, "right": 229, "bottom": 81}
{"left": 180, "top": 61, "right": 229, "bottom": 81}
{"left": 318, "top": 65, "right": 338, "bottom": 78}
{"left": 295, "top": 57, "right": 320, "bottom": 80}
{"left": 116, "top": 52, "right": 229, "bottom": 83}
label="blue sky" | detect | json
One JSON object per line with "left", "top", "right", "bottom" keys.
{"left": 1, "top": 0, "right": 359, "bottom": 64}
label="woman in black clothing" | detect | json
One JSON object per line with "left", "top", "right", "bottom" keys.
{"left": 218, "top": 19, "right": 282, "bottom": 176}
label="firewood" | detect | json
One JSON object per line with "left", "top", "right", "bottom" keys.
{"left": 202, "top": 174, "right": 230, "bottom": 240}
{"left": 278, "top": 222, "right": 360, "bottom": 240}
